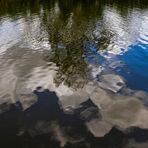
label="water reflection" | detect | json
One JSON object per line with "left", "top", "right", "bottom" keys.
{"left": 118, "top": 36, "right": 148, "bottom": 91}
{"left": 0, "top": 0, "right": 148, "bottom": 147}
{"left": 1, "top": 88, "right": 148, "bottom": 148}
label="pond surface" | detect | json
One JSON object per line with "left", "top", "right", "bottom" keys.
{"left": 0, "top": 0, "right": 148, "bottom": 148}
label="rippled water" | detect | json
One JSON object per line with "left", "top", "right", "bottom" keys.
{"left": 0, "top": 0, "right": 148, "bottom": 148}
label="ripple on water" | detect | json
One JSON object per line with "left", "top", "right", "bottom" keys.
{"left": 117, "top": 34, "right": 148, "bottom": 91}
{"left": 0, "top": 1, "right": 148, "bottom": 146}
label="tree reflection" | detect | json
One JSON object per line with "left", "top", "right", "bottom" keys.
{"left": 43, "top": 0, "right": 103, "bottom": 88}
{"left": 49, "top": 41, "right": 89, "bottom": 88}
{"left": 0, "top": 0, "right": 148, "bottom": 16}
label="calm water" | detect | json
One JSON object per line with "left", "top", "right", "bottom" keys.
{"left": 0, "top": 0, "right": 148, "bottom": 148}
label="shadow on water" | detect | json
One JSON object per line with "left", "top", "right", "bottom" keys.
{"left": 0, "top": 88, "right": 148, "bottom": 148}
{"left": 25, "top": 88, "right": 61, "bottom": 123}
{"left": 0, "top": 88, "right": 61, "bottom": 148}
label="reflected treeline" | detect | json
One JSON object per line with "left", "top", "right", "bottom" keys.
{"left": 0, "top": 0, "right": 148, "bottom": 15}
{"left": 0, "top": 0, "right": 41, "bottom": 15}
{"left": 0, "top": 0, "right": 148, "bottom": 16}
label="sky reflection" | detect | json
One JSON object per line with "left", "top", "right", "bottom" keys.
{"left": 0, "top": 1, "right": 148, "bottom": 147}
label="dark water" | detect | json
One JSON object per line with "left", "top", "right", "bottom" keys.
{"left": 0, "top": 0, "right": 148, "bottom": 148}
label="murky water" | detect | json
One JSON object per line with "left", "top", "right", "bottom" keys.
{"left": 0, "top": 0, "right": 148, "bottom": 148}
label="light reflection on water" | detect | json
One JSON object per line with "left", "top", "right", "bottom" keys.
{"left": 0, "top": 0, "right": 148, "bottom": 118}
{"left": 0, "top": 0, "right": 148, "bottom": 147}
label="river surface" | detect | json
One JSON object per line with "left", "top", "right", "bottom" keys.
{"left": 0, "top": 0, "right": 148, "bottom": 148}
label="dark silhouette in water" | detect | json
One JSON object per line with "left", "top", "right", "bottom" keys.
{"left": 0, "top": 102, "right": 22, "bottom": 148}
{"left": 0, "top": 88, "right": 62, "bottom": 148}
{"left": 0, "top": 88, "right": 148, "bottom": 148}
{"left": 24, "top": 88, "right": 61, "bottom": 125}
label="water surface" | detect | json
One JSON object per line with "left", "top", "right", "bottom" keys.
{"left": 0, "top": 0, "right": 148, "bottom": 148}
